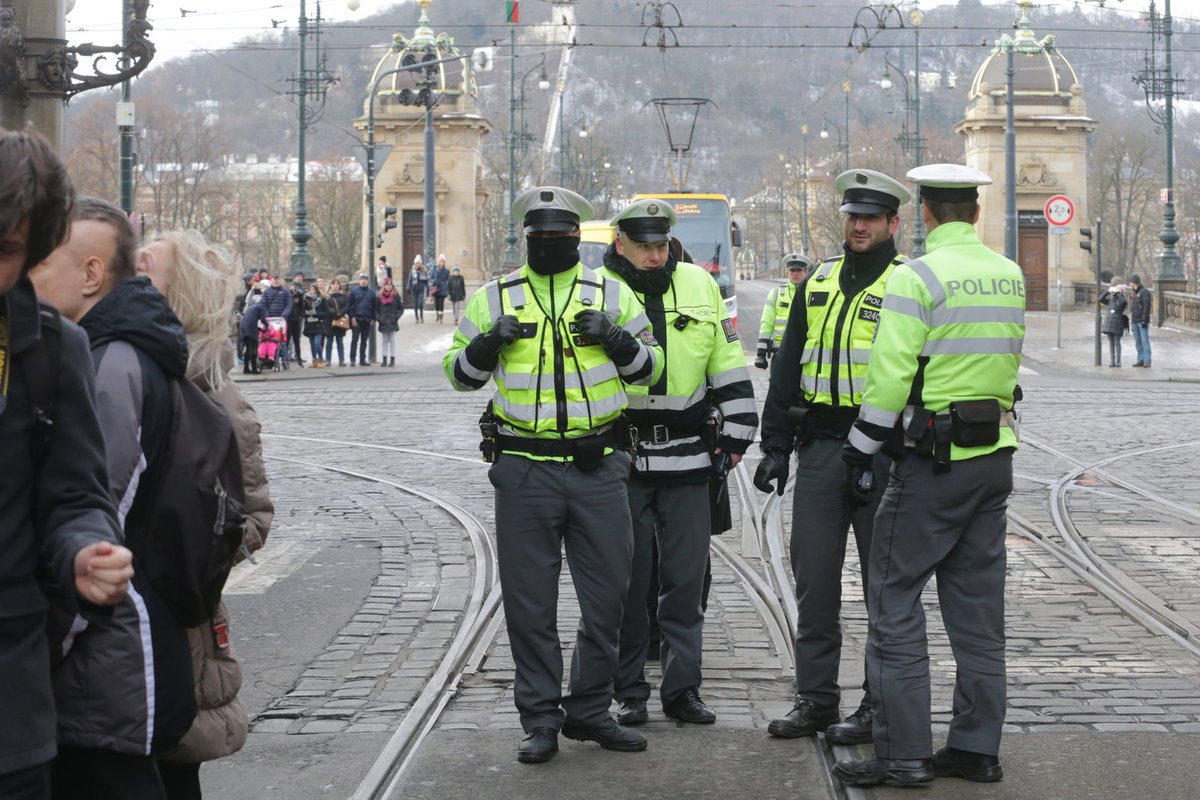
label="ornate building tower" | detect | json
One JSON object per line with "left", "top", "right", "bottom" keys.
{"left": 355, "top": 0, "right": 491, "bottom": 284}
{"left": 955, "top": 0, "right": 1095, "bottom": 310}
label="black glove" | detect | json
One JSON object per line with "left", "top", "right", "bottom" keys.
{"left": 842, "top": 443, "right": 876, "bottom": 509}
{"left": 480, "top": 314, "right": 521, "bottom": 355}
{"left": 574, "top": 309, "right": 638, "bottom": 362}
{"left": 753, "top": 448, "right": 790, "bottom": 495}
{"left": 754, "top": 350, "right": 769, "bottom": 370}
{"left": 464, "top": 314, "right": 520, "bottom": 369}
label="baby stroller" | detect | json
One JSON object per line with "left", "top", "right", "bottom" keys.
{"left": 258, "top": 317, "right": 289, "bottom": 371}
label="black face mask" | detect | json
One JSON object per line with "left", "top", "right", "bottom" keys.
{"left": 605, "top": 246, "right": 677, "bottom": 295}
{"left": 526, "top": 235, "right": 580, "bottom": 275}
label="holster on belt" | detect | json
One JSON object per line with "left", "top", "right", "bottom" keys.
{"left": 932, "top": 415, "right": 954, "bottom": 473}
{"left": 478, "top": 406, "right": 499, "bottom": 463}
{"left": 786, "top": 405, "right": 812, "bottom": 442}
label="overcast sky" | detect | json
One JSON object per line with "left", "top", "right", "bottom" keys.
{"left": 65, "top": 1, "right": 1200, "bottom": 67}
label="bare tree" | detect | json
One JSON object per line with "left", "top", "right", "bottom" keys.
{"left": 1086, "top": 119, "right": 1160, "bottom": 280}
{"left": 64, "top": 101, "right": 120, "bottom": 201}
{"left": 136, "top": 99, "right": 230, "bottom": 236}
{"left": 306, "top": 160, "right": 363, "bottom": 276}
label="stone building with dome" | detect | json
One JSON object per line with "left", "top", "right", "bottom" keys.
{"left": 353, "top": 0, "right": 491, "bottom": 285}
{"left": 955, "top": 0, "right": 1095, "bottom": 310}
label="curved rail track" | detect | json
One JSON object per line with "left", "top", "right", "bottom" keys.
{"left": 264, "top": 435, "right": 857, "bottom": 799}
{"left": 1011, "top": 436, "right": 1200, "bottom": 660}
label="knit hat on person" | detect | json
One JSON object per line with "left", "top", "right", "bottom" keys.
{"left": 1129, "top": 273, "right": 1141, "bottom": 285}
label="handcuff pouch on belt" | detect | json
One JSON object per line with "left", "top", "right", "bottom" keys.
{"left": 948, "top": 399, "right": 1002, "bottom": 448}
{"left": 902, "top": 399, "right": 1002, "bottom": 474}
{"left": 478, "top": 405, "right": 499, "bottom": 463}
{"left": 786, "top": 405, "right": 811, "bottom": 442}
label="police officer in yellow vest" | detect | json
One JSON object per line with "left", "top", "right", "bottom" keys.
{"left": 755, "top": 169, "right": 910, "bottom": 744}
{"left": 443, "top": 186, "right": 663, "bottom": 764}
{"left": 599, "top": 199, "right": 759, "bottom": 728}
{"left": 755, "top": 253, "right": 814, "bottom": 369}
{"left": 833, "top": 165, "right": 1024, "bottom": 787}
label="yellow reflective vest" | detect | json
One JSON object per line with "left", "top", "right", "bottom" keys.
{"left": 799, "top": 253, "right": 905, "bottom": 408}
{"left": 849, "top": 222, "right": 1025, "bottom": 461}
{"left": 443, "top": 263, "right": 662, "bottom": 454}
{"left": 757, "top": 281, "right": 799, "bottom": 352}
{"left": 600, "top": 261, "right": 758, "bottom": 475}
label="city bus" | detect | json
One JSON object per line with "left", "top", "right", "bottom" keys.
{"left": 633, "top": 193, "right": 742, "bottom": 321}
{"left": 578, "top": 219, "right": 616, "bottom": 270}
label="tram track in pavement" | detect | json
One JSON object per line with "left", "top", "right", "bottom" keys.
{"left": 259, "top": 446, "right": 502, "bottom": 800}
{"left": 1009, "top": 436, "right": 1200, "bottom": 661}
{"left": 266, "top": 433, "right": 860, "bottom": 798}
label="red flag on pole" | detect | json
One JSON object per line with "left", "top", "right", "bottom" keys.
{"left": 507, "top": 0, "right": 519, "bottom": 23}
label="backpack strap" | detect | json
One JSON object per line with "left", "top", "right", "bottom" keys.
{"left": 20, "top": 304, "right": 62, "bottom": 466}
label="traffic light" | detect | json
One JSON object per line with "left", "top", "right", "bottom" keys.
{"left": 1079, "top": 226, "right": 1094, "bottom": 253}
{"left": 375, "top": 206, "right": 397, "bottom": 249}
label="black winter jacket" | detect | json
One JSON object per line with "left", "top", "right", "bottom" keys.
{"left": 0, "top": 278, "right": 123, "bottom": 775}
{"left": 55, "top": 277, "right": 198, "bottom": 756}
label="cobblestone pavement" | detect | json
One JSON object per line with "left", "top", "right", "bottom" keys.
{"left": 212, "top": 288, "right": 1200, "bottom": 796}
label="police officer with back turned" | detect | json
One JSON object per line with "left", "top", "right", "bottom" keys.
{"left": 833, "top": 164, "right": 1025, "bottom": 787}
{"left": 600, "top": 199, "right": 758, "bottom": 728}
{"left": 755, "top": 253, "right": 813, "bottom": 369}
{"left": 755, "top": 169, "right": 910, "bottom": 745}
{"left": 443, "top": 186, "right": 662, "bottom": 765}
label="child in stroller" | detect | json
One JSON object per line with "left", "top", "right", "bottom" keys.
{"left": 258, "top": 317, "right": 290, "bottom": 371}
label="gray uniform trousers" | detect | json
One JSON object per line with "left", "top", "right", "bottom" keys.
{"left": 490, "top": 450, "right": 634, "bottom": 731}
{"left": 790, "top": 436, "right": 889, "bottom": 708}
{"left": 614, "top": 478, "right": 711, "bottom": 706}
{"left": 867, "top": 448, "right": 1013, "bottom": 760}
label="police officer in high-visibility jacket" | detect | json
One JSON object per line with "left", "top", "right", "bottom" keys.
{"left": 833, "top": 165, "right": 1024, "bottom": 788}
{"left": 755, "top": 169, "right": 911, "bottom": 745}
{"left": 755, "top": 253, "right": 813, "bottom": 369}
{"left": 599, "top": 199, "right": 758, "bottom": 728}
{"left": 443, "top": 186, "right": 663, "bottom": 765}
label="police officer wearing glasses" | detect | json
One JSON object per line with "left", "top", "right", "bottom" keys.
{"left": 443, "top": 186, "right": 663, "bottom": 764}
{"left": 755, "top": 169, "right": 910, "bottom": 746}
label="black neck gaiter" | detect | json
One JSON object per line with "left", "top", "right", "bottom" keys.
{"left": 527, "top": 235, "right": 581, "bottom": 275}
{"left": 602, "top": 243, "right": 678, "bottom": 295}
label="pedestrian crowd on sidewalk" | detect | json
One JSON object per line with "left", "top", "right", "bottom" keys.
{"left": 6, "top": 129, "right": 270, "bottom": 800}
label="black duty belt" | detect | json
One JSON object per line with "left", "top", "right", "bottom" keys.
{"left": 788, "top": 404, "right": 859, "bottom": 441}
{"left": 495, "top": 429, "right": 626, "bottom": 458}
{"left": 637, "top": 423, "right": 701, "bottom": 445}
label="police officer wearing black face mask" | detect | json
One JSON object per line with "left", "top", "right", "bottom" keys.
{"left": 443, "top": 186, "right": 663, "bottom": 765}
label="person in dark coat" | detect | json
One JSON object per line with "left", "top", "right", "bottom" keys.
{"left": 1128, "top": 273, "right": 1153, "bottom": 367}
{"left": 408, "top": 256, "right": 429, "bottom": 323}
{"left": 259, "top": 274, "right": 291, "bottom": 319}
{"left": 324, "top": 278, "right": 350, "bottom": 366}
{"left": 287, "top": 272, "right": 306, "bottom": 366}
{"left": 238, "top": 288, "right": 267, "bottom": 374}
{"left": 304, "top": 277, "right": 327, "bottom": 368}
{"left": 431, "top": 254, "right": 451, "bottom": 323}
{"left": 0, "top": 131, "right": 131, "bottom": 800}
{"left": 375, "top": 276, "right": 404, "bottom": 367}
{"left": 447, "top": 266, "right": 466, "bottom": 325}
{"left": 32, "top": 197, "right": 198, "bottom": 800}
{"left": 1100, "top": 280, "right": 1128, "bottom": 368}
{"left": 347, "top": 272, "right": 376, "bottom": 366}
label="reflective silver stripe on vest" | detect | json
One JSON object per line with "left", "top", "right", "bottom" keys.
{"left": 859, "top": 402, "right": 899, "bottom": 428}
{"left": 626, "top": 383, "right": 707, "bottom": 412}
{"left": 800, "top": 346, "right": 817, "bottom": 365}
{"left": 617, "top": 344, "right": 651, "bottom": 378}
{"left": 846, "top": 347, "right": 873, "bottom": 366}
{"left": 459, "top": 315, "right": 481, "bottom": 340}
{"left": 800, "top": 374, "right": 863, "bottom": 397}
{"left": 904, "top": 259, "right": 946, "bottom": 308}
{"left": 709, "top": 364, "right": 751, "bottom": 389}
{"left": 623, "top": 311, "right": 651, "bottom": 335}
{"left": 485, "top": 281, "right": 503, "bottom": 321}
{"left": 498, "top": 360, "right": 619, "bottom": 391}
{"left": 931, "top": 305, "right": 1025, "bottom": 327}
{"left": 883, "top": 293, "right": 932, "bottom": 326}
{"left": 578, "top": 267, "right": 601, "bottom": 307}
{"left": 847, "top": 425, "right": 883, "bottom": 455}
{"left": 495, "top": 390, "right": 627, "bottom": 422}
{"left": 718, "top": 397, "right": 758, "bottom": 416}
{"left": 921, "top": 337, "right": 1024, "bottom": 356}
{"left": 637, "top": 450, "right": 713, "bottom": 473}
{"left": 456, "top": 350, "right": 493, "bottom": 383}
{"left": 722, "top": 420, "right": 758, "bottom": 442}
{"left": 601, "top": 271, "right": 620, "bottom": 312}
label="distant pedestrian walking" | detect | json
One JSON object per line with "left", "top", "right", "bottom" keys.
{"left": 448, "top": 266, "right": 466, "bottom": 324}
{"left": 1128, "top": 274, "right": 1153, "bottom": 368}
{"left": 1100, "top": 280, "right": 1128, "bottom": 368}
{"left": 408, "top": 256, "right": 429, "bottom": 323}
{"left": 431, "top": 254, "right": 451, "bottom": 323}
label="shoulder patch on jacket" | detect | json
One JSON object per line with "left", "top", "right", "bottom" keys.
{"left": 637, "top": 329, "right": 658, "bottom": 346}
{"left": 721, "top": 318, "right": 739, "bottom": 343}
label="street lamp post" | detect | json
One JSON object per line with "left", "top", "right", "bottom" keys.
{"left": 842, "top": 80, "right": 852, "bottom": 171}
{"left": 800, "top": 126, "right": 811, "bottom": 255}
{"left": 561, "top": 116, "right": 587, "bottom": 189}
{"left": 1134, "top": 0, "right": 1185, "bottom": 317}
{"left": 820, "top": 114, "right": 846, "bottom": 173}
{"left": 502, "top": 37, "right": 550, "bottom": 270}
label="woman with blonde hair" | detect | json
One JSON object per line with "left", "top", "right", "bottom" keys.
{"left": 136, "top": 230, "right": 273, "bottom": 799}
